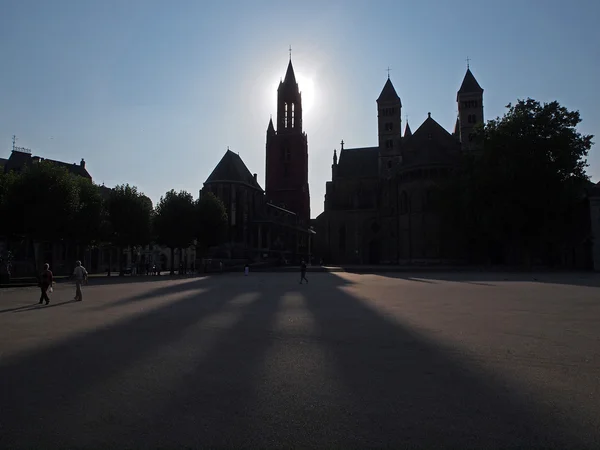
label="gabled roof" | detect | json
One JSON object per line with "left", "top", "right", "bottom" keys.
{"left": 404, "top": 122, "right": 412, "bottom": 138}
{"left": 377, "top": 78, "right": 401, "bottom": 105}
{"left": 401, "top": 114, "right": 460, "bottom": 166}
{"left": 336, "top": 147, "right": 379, "bottom": 178}
{"left": 204, "top": 150, "right": 263, "bottom": 191}
{"left": 457, "top": 68, "right": 483, "bottom": 97}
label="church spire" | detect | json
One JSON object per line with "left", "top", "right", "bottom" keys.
{"left": 283, "top": 59, "right": 297, "bottom": 86}
{"left": 404, "top": 122, "right": 412, "bottom": 138}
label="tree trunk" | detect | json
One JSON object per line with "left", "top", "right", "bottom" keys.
{"left": 170, "top": 247, "right": 175, "bottom": 275}
{"left": 119, "top": 246, "right": 124, "bottom": 276}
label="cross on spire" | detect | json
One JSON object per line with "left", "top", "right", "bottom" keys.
{"left": 289, "top": 45, "right": 292, "bottom": 60}
{"left": 386, "top": 66, "right": 391, "bottom": 79}
{"left": 340, "top": 139, "right": 344, "bottom": 150}
{"left": 466, "top": 56, "right": 471, "bottom": 69}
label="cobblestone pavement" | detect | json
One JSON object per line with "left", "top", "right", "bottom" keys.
{"left": 1, "top": 272, "right": 599, "bottom": 448}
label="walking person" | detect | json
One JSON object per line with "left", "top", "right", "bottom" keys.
{"left": 39, "top": 263, "right": 53, "bottom": 305}
{"left": 300, "top": 259, "right": 308, "bottom": 284}
{"left": 72, "top": 260, "right": 88, "bottom": 301}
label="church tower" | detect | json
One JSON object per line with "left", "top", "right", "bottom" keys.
{"left": 377, "top": 77, "right": 402, "bottom": 177}
{"left": 265, "top": 58, "right": 310, "bottom": 223}
{"left": 457, "top": 66, "right": 484, "bottom": 151}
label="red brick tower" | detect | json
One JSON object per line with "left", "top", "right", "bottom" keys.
{"left": 265, "top": 59, "right": 310, "bottom": 224}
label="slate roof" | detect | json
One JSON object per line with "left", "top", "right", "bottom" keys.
{"left": 377, "top": 78, "right": 401, "bottom": 105}
{"left": 401, "top": 114, "right": 460, "bottom": 167}
{"left": 3, "top": 150, "right": 91, "bottom": 179}
{"left": 205, "top": 150, "right": 263, "bottom": 190}
{"left": 457, "top": 68, "right": 483, "bottom": 97}
{"left": 336, "top": 147, "right": 379, "bottom": 178}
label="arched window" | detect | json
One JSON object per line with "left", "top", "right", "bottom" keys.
{"left": 284, "top": 103, "right": 288, "bottom": 128}
{"left": 291, "top": 103, "right": 295, "bottom": 128}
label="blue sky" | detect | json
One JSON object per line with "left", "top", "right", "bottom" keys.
{"left": 1, "top": 0, "right": 599, "bottom": 217}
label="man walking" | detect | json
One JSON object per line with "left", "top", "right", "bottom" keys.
{"left": 39, "top": 263, "right": 53, "bottom": 305}
{"left": 300, "top": 259, "right": 308, "bottom": 284}
{"left": 73, "top": 260, "right": 88, "bottom": 301}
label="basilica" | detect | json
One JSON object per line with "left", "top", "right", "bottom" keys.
{"left": 313, "top": 68, "right": 485, "bottom": 264}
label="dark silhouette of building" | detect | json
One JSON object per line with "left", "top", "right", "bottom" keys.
{"left": 265, "top": 58, "right": 310, "bottom": 224}
{"left": 3, "top": 148, "right": 91, "bottom": 180}
{"left": 314, "top": 68, "right": 484, "bottom": 264}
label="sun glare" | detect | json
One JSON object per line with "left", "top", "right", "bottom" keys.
{"left": 296, "top": 73, "right": 316, "bottom": 113}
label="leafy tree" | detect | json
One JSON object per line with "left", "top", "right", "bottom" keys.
{"left": 106, "top": 184, "right": 153, "bottom": 273}
{"left": 195, "top": 191, "right": 228, "bottom": 255}
{"left": 445, "top": 98, "right": 594, "bottom": 266}
{"left": 154, "top": 190, "right": 196, "bottom": 275}
{"left": 70, "top": 178, "right": 104, "bottom": 249}
{"left": 4, "top": 162, "right": 78, "bottom": 242}
{"left": 2, "top": 162, "right": 78, "bottom": 272}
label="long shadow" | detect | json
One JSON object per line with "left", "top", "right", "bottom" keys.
{"left": 300, "top": 273, "right": 591, "bottom": 448}
{"left": 367, "top": 270, "right": 600, "bottom": 288}
{"left": 129, "top": 285, "right": 285, "bottom": 447}
{"left": 85, "top": 277, "right": 212, "bottom": 312}
{"left": 0, "top": 282, "right": 238, "bottom": 448}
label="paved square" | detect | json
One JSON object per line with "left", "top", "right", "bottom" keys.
{"left": 1, "top": 272, "right": 599, "bottom": 448}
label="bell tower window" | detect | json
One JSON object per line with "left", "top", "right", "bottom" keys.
{"left": 291, "top": 103, "right": 295, "bottom": 128}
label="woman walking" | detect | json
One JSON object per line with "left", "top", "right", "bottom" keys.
{"left": 39, "top": 263, "right": 53, "bottom": 305}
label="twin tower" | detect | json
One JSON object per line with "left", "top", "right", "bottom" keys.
{"left": 264, "top": 58, "right": 485, "bottom": 224}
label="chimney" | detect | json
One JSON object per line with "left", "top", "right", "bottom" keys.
{"left": 80, "top": 158, "right": 86, "bottom": 168}
{"left": 253, "top": 173, "right": 257, "bottom": 182}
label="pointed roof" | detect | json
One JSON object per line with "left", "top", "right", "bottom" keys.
{"left": 283, "top": 59, "right": 297, "bottom": 85}
{"left": 377, "top": 78, "right": 401, "bottom": 105}
{"left": 267, "top": 117, "right": 275, "bottom": 134}
{"left": 404, "top": 122, "right": 412, "bottom": 138}
{"left": 204, "top": 150, "right": 263, "bottom": 191}
{"left": 457, "top": 68, "right": 483, "bottom": 97}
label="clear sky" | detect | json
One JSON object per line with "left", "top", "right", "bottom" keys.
{"left": 1, "top": 0, "right": 599, "bottom": 217}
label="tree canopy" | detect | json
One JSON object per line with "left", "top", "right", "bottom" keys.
{"left": 107, "top": 184, "right": 153, "bottom": 250}
{"left": 195, "top": 191, "right": 228, "bottom": 253}
{"left": 443, "top": 98, "right": 594, "bottom": 265}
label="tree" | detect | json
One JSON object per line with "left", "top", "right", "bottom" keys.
{"left": 106, "top": 184, "right": 153, "bottom": 274}
{"left": 154, "top": 190, "right": 196, "bottom": 275}
{"left": 195, "top": 191, "right": 228, "bottom": 255}
{"left": 70, "top": 178, "right": 104, "bottom": 249}
{"left": 2, "top": 163, "right": 80, "bottom": 273}
{"left": 445, "top": 98, "right": 594, "bottom": 266}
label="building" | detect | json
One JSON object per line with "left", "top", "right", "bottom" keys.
{"left": 3, "top": 141, "right": 91, "bottom": 180}
{"left": 200, "top": 58, "right": 313, "bottom": 263}
{"left": 314, "top": 68, "right": 484, "bottom": 264}
{"left": 265, "top": 59, "right": 311, "bottom": 224}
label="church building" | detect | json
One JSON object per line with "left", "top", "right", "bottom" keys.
{"left": 314, "top": 67, "right": 484, "bottom": 264}
{"left": 200, "top": 58, "right": 313, "bottom": 262}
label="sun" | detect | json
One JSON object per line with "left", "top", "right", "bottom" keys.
{"left": 295, "top": 73, "right": 316, "bottom": 113}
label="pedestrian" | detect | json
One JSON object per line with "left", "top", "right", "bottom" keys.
{"left": 39, "top": 263, "right": 53, "bottom": 305}
{"left": 300, "top": 259, "right": 308, "bottom": 284}
{"left": 72, "top": 260, "right": 88, "bottom": 301}
{"left": 244, "top": 263, "right": 249, "bottom": 276}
